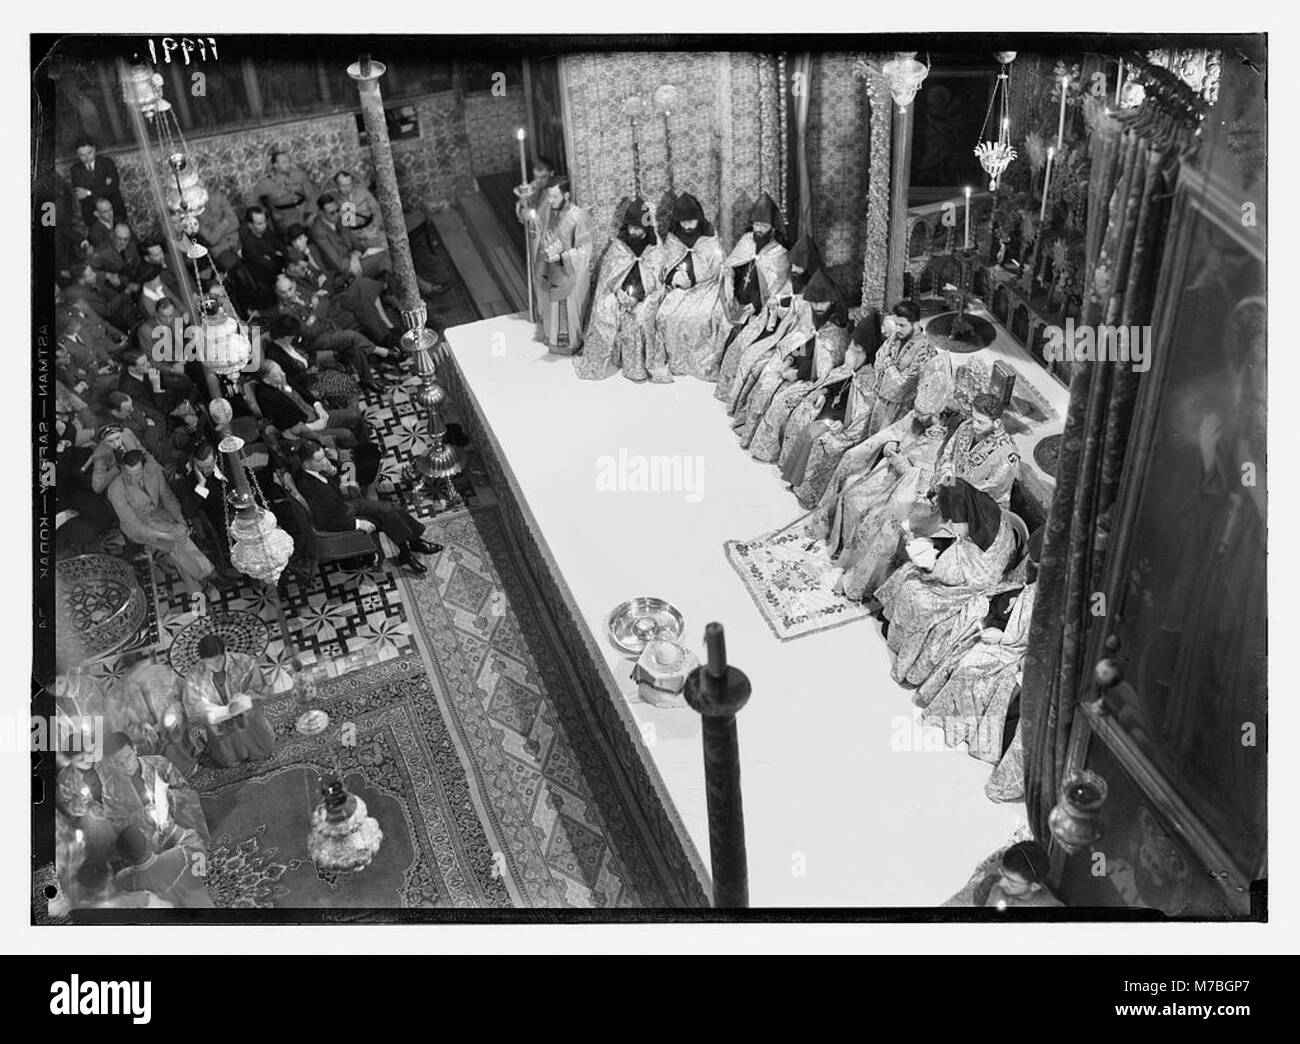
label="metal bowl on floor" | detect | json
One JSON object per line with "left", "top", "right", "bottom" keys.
{"left": 606, "top": 597, "right": 684, "bottom": 657}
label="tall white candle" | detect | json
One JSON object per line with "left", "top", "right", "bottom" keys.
{"left": 1057, "top": 76, "right": 1068, "bottom": 149}
{"left": 1115, "top": 59, "right": 1124, "bottom": 106}
{"left": 1040, "top": 147, "right": 1055, "bottom": 222}
{"left": 964, "top": 186, "right": 971, "bottom": 250}
{"left": 516, "top": 127, "right": 528, "bottom": 188}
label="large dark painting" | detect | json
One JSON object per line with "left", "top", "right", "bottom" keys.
{"left": 910, "top": 73, "right": 990, "bottom": 192}
{"left": 1103, "top": 201, "right": 1266, "bottom": 885}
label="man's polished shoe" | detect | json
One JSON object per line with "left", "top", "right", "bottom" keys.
{"left": 409, "top": 538, "right": 443, "bottom": 556}
{"left": 395, "top": 550, "right": 428, "bottom": 575}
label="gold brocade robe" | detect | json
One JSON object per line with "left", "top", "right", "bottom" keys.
{"left": 575, "top": 238, "right": 666, "bottom": 382}
{"left": 714, "top": 235, "right": 793, "bottom": 397}
{"left": 938, "top": 420, "right": 1021, "bottom": 508}
{"left": 876, "top": 514, "right": 1019, "bottom": 687}
{"left": 532, "top": 203, "right": 593, "bottom": 351}
{"left": 653, "top": 232, "right": 725, "bottom": 379}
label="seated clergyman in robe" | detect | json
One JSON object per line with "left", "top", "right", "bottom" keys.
{"left": 575, "top": 197, "right": 667, "bottom": 382}
{"left": 531, "top": 175, "right": 593, "bottom": 352}
{"left": 874, "top": 480, "right": 1021, "bottom": 688}
{"left": 915, "top": 528, "right": 1042, "bottom": 804}
{"left": 816, "top": 396, "right": 952, "bottom": 602}
{"left": 183, "top": 633, "right": 275, "bottom": 768}
{"left": 859, "top": 299, "right": 953, "bottom": 440}
{"left": 781, "top": 313, "right": 883, "bottom": 506}
{"left": 929, "top": 393, "right": 1021, "bottom": 510}
{"left": 735, "top": 270, "right": 850, "bottom": 447}
{"left": 723, "top": 289, "right": 806, "bottom": 421}
{"left": 654, "top": 193, "right": 724, "bottom": 379}
{"left": 786, "top": 234, "right": 823, "bottom": 296}
{"left": 714, "top": 194, "right": 793, "bottom": 399}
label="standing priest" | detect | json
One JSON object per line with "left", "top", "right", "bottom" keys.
{"left": 575, "top": 197, "right": 668, "bottom": 382}
{"left": 532, "top": 175, "right": 593, "bottom": 353}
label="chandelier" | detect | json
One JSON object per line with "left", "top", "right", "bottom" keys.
{"left": 119, "top": 59, "right": 209, "bottom": 231}
{"left": 881, "top": 51, "right": 930, "bottom": 111}
{"left": 974, "top": 52, "right": 1019, "bottom": 190}
{"left": 198, "top": 296, "right": 254, "bottom": 376}
{"left": 219, "top": 434, "right": 295, "bottom": 585}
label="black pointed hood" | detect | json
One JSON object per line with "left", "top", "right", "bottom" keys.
{"left": 803, "top": 269, "right": 847, "bottom": 327}
{"left": 788, "top": 234, "right": 823, "bottom": 292}
{"left": 619, "top": 196, "right": 657, "bottom": 255}
{"left": 671, "top": 193, "right": 714, "bottom": 248}
{"left": 748, "top": 191, "right": 788, "bottom": 249}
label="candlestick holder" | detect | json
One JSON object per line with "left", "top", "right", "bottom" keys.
{"left": 398, "top": 304, "right": 463, "bottom": 510}
{"left": 683, "top": 622, "right": 751, "bottom": 908}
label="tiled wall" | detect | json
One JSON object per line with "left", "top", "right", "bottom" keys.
{"left": 561, "top": 52, "right": 786, "bottom": 263}
{"left": 96, "top": 90, "right": 521, "bottom": 239}
{"left": 464, "top": 91, "right": 529, "bottom": 181}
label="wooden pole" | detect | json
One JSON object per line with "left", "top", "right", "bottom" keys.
{"left": 683, "top": 622, "right": 752, "bottom": 908}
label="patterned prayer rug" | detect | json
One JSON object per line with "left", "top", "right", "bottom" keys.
{"left": 724, "top": 524, "right": 874, "bottom": 641}
{"left": 401, "top": 503, "right": 684, "bottom": 907}
{"left": 193, "top": 655, "right": 513, "bottom": 909}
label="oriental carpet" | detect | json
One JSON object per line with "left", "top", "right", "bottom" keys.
{"left": 80, "top": 362, "right": 684, "bottom": 907}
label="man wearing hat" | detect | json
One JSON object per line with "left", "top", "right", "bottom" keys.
{"left": 714, "top": 191, "right": 793, "bottom": 397}
{"left": 575, "top": 197, "right": 667, "bottom": 382}
{"left": 183, "top": 633, "right": 276, "bottom": 767}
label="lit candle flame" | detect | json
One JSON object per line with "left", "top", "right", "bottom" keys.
{"left": 516, "top": 127, "right": 525, "bottom": 141}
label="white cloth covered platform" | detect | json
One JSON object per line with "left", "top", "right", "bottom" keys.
{"left": 447, "top": 313, "right": 1026, "bottom": 907}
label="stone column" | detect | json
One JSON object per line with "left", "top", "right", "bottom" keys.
{"left": 348, "top": 55, "right": 460, "bottom": 503}
{"left": 885, "top": 98, "right": 914, "bottom": 308}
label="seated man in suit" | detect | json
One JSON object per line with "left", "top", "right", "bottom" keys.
{"left": 295, "top": 439, "right": 441, "bottom": 575}
{"left": 65, "top": 263, "right": 136, "bottom": 333}
{"left": 90, "top": 222, "right": 145, "bottom": 294}
{"left": 251, "top": 359, "right": 371, "bottom": 449}
{"left": 284, "top": 225, "right": 397, "bottom": 347}
{"left": 172, "top": 442, "right": 237, "bottom": 576}
{"left": 239, "top": 206, "right": 288, "bottom": 310}
{"left": 103, "top": 390, "right": 178, "bottom": 469}
{"left": 263, "top": 279, "right": 388, "bottom": 391}
{"left": 86, "top": 197, "right": 120, "bottom": 250}
{"left": 118, "top": 347, "right": 194, "bottom": 424}
{"left": 310, "top": 193, "right": 391, "bottom": 283}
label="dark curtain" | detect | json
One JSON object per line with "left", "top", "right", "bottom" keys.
{"left": 1020, "top": 105, "right": 1185, "bottom": 840}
